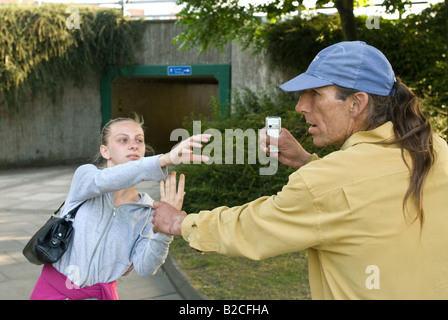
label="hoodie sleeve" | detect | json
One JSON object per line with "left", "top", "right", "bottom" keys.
{"left": 67, "top": 155, "right": 167, "bottom": 203}
{"left": 131, "top": 209, "right": 173, "bottom": 277}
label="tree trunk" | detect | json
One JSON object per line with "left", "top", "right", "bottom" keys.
{"left": 334, "top": 0, "right": 358, "bottom": 41}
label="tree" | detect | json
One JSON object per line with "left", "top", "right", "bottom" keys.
{"left": 333, "top": 0, "right": 357, "bottom": 40}
{"left": 174, "top": 0, "right": 413, "bottom": 52}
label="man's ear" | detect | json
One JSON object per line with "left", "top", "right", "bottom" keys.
{"left": 100, "top": 145, "right": 110, "bottom": 160}
{"left": 350, "top": 91, "right": 369, "bottom": 119}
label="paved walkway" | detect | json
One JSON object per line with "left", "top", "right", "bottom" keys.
{"left": 0, "top": 165, "right": 184, "bottom": 300}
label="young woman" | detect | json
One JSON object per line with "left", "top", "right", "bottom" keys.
{"left": 30, "top": 115, "right": 210, "bottom": 300}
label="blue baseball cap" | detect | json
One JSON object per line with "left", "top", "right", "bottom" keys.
{"left": 279, "top": 41, "right": 396, "bottom": 96}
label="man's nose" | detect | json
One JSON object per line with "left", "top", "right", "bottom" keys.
{"left": 295, "top": 95, "right": 306, "bottom": 114}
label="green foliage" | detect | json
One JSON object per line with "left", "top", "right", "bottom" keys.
{"left": 174, "top": 0, "right": 264, "bottom": 52}
{"left": 382, "top": 0, "right": 413, "bottom": 16}
{"left": 359, "top": 4, "right": 447, "bottom": 94}
{"left": 174, "top": 88, "right": 336, "bottom": 214}
{"left": 0, "top": 4, "right": 144, "bottom": 116}
{"left": 174, "top": 0, "right": 423, "bottom": 52}
{"left": 265, "top": 13, "right": 344, "bottom": 74}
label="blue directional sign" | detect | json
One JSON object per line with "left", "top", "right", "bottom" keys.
{"left": 167, "top": 66, "right": 192, "bottom": 76}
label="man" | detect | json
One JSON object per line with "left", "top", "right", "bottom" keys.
{"left": 152, "top": 41, "right": 448, "bottom": 299}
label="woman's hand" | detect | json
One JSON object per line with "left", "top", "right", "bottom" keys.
{"left": 159, "top": 171, "right": 185, "bottom": 211}
{"left": 158, "top": 134, "right": 211, "bottom": 168}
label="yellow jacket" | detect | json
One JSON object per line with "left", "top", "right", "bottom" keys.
{"left": 181, "top": 122, "right": 448, "bottom": 299}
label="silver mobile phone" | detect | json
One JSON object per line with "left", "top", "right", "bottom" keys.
{"left": 265, "top": 116, "right": 281, "bottom": 152}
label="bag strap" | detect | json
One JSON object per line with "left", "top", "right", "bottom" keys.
{"left": 52, "top": 201, "right": 65, "bottom": 216}
{"left": 53, "top": 201, "right": 86, "bottom": 220}
{"left": 65, "top": 201, "right": 86, "bottom": 220}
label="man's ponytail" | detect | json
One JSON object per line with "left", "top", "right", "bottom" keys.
{"left": 336, "top": 80, "right": 436, "bottom": 229}
{"left": 387, "top": 80, "right": 435, "bottom": 228}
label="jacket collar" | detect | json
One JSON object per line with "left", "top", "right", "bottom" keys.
{"left": 341, "top": 121, "right": 396, "bottom": 151}
{"left": 139, "top": 193, "right": 155, "bottom": 207}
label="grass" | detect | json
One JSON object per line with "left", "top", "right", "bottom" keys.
{"left": 169, "top": 237, "right": 311, "bottom": 300}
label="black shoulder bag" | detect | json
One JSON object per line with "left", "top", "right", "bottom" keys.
{"left": 23, "top": 201, "right": 85, "bottom": 265}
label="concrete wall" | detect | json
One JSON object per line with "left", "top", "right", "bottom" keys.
{"left": 0, "top": 73, "right": 101, "bottom": 167}
{"left": 231, "top": 44, "right": 288, "bottom": 95}
{"left": 0, "top": 20, "right": 289, "bottom": 168}
{"left": 136, "top": 21, "right": 232, "bottom": 66}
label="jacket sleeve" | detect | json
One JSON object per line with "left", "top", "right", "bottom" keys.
{"left": 181, "top": 170, "right": 322, "bottom": 260}
{"left": 131, "top": 209, "right": 173, "bottom": 277}
{"left": 66, "top": 156, "right": 167, "bottom": 204}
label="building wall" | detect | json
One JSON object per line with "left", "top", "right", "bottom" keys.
{"left": 136, "top": 21, "right": 232, "bottom": 66}
{"left": 0, "top": 73, "right": 101, "bottom": 168}
{"left": 0, "top": 20, "right": 289, "bottom": 168}
{"left": 231, "top": 44, "right": 288, "bottom": 95}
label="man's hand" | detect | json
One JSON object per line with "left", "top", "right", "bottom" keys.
{"left": 152, "top": 201, "right": 187, "bottom": 236}
{"left": 260, "top": 127, "right": 311, "bottom": 169}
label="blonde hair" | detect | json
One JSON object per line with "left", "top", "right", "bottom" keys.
{"left": 93, "top": 113, "right": 154, "bottom": 165}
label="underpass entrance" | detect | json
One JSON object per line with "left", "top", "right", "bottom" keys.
{"left": 101, "top": 64, "right": 230, "bottom": 153}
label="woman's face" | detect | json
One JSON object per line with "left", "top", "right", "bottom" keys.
{"left": 100, "top": 121, "right": 145, "bottom": 167}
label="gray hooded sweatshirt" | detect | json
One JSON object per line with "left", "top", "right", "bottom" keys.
{"left": 53, "top": 155, "right": 172, "bottom": 288}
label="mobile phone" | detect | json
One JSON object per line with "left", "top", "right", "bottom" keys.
{"left": 265, "top": 116, "right": 281, "bottom": 152}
